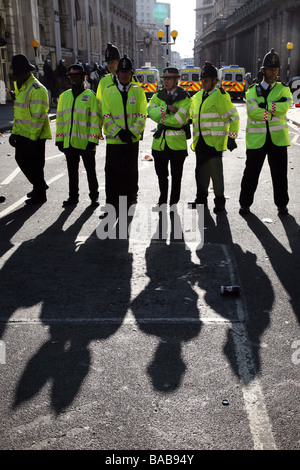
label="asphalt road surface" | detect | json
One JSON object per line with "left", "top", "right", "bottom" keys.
{"left": 0, "top": 102, "right": 299, "bottom": 453}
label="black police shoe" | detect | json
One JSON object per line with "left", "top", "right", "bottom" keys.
{"left": 25, "top": 196, "right": 47, "bottom": 205}
{"left": 63, "top": 198, "right": 79, "bottom": 207}
{"left": 27, "top": 183, "right": 49, "bottom": 198}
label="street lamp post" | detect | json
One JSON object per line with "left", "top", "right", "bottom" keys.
{"left": 286, "top": 42, "right": 294, "bottom": 83}
{"left": 157, "top": 18, "right": 178, "bottom": 68}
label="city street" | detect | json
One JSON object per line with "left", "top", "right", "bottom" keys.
{"left": 0, "top": 102, "right": 299, "bottom": 452}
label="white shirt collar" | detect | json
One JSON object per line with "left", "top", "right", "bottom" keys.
{"left": 117, "top": 78, "right": 131, "bottom": 92}
{"left": 261, "top": 79, "right": 275, "bottom": 90}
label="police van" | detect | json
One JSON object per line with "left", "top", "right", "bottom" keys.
{"left": 179, "top": 66, "right": 201, "bottom": 96}
{"left": 218, "top": 65, "right": 246, "bottom": 99}
{"left": 135, "top": 66, "right": 161, "bottom": 99}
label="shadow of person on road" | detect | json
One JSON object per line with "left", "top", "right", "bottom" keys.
{"left": 0, "top": 205, "right": 41, "bottom": 259}
{"left": 245, "top": 213, "right": 300, "bottom": 325}
{"left": 130, "top": 209, "right": 202, "bottom": 392}
{"left": 200, "top": 208, "right": 274, "bottom": 383}
{"left": 0, "top": 207, "right": 132, "bottom": 414}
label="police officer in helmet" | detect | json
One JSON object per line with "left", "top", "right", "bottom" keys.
{"left": 189, "top": 61, "right": 239, "bottom": 212}
{"left": 239, "top": 48, "right": 293, "bottom": 215}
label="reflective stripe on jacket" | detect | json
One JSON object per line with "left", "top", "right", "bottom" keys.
{"left": 12, "top": 74, "right": 52, "bottom": 141}
{"left": 102, "top": 83, "right": 147, "bottom": 145}
{"left": 246, "top": 82, "right": 292, "bottom": 149}
{"left": 191, "top": 88, "right": 239, "bottom": 152}
{"left": 148, "top": 89, "right": 191, "bottom": 151}
{"left": 96, "top": 73, "right": 114, "bottom": 125}
{"left": 56, "top": 88, "right": 101, "bottom": 150}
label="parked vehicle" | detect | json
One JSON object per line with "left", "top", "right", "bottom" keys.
{"left": 218, "top": 65, "right": 246, "bottom": 99}
{"left": 179, "top": 66, "right": 201, "bottom": 96}
{"left": 135, "top": 66, "right": 161, "bottom": 99}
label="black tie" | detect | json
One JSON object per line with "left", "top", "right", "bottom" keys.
{"left": 203, "top": 92, "right": 208, "bottom": 101}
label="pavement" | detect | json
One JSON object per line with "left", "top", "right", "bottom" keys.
{"left": 0, "top": 100, "right": 299, "bottom": 134}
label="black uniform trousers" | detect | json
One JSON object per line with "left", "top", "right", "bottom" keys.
{"left": 64, "top": 147, "right": 99, "bottom": 201}
{"left": 153, "top": 144, "right": 186, "bottom": 206}
{"left": 15, "top": 136, "right": 47, "bottom": 198}
{"left": 105, "top": 141, "right": 139, "bottom": 208}
{"left": 194, "top": 138, "right": 225, "bottom": 207}
{"left": 239, "top": 137, "right": 289, "bottom": 209}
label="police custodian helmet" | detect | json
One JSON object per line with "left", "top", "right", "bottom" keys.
{"left": 105, "top": 43, "right": 120, "bottom": 62}
{"left": 117, "top": 54, "right": 133, "bottom": 72}
{"left": 201, "top": 61, "right": 218, "bottom": 79}
{"left": 262, "top": 48, "right": 280, "bottom": 68}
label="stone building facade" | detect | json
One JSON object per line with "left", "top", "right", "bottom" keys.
{"left": 0, "top": 0, "right": 136, "bottom": 100}
{"left": 194, "top": 0, "right": 300, "bottom": 80}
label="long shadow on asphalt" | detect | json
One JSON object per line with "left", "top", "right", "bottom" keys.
{"left": 245, "top": 213, "right": 300, "bottom": 325}
{"left": 0, "top": 207, "right": 132, "bottom": 414}
{"left": 202, "top": 208, "right": 274, "bottom": 382}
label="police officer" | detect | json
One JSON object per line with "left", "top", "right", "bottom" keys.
{"left": 97, "top": 43, "right": 120, "bottom": 100}
{"left": 9, "top": 54, "right": 52, "bottom": 205}
{"left": 189, "top": 62, "right": 239, "bottom": 212}
{"left": 101, "top": 55, "right": 147, "bottom": 214}
{"left": 239, "top": 49, "right": 293, "bottom": 215}
{"left": 55, "top": 64, "right": 101, "bottom": 207}
{"left": 96, "top": 43, "right": 120, "bottom": 140}
{"left": 148, "top": 67, "right": 191, "bottom": 208}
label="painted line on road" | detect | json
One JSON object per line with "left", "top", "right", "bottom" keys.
{"left": 0, "top": 316, "right": 242, "bottom": 324}
{"left": 1, "top": 154, "right": 63, "bottom": 186}
{"left": 0, "top": 173, "right": 65, "bottom": 219}
{"left": 0, "top": 236, "right": 277, "bottom": 450}
{"left": 1, "top": 167, "right": 21, "bottom": 185}
{"left": 221, "top": 244, "right": 277, "bottom": 450}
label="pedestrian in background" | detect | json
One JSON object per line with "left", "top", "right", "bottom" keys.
{"left": 189, "top": 62, "right": 239, "bottom": 213}
{"left": 239, "top": 48, "right": 293, "bottom": 215}
{"left": 9, "top": 54, "right": 52, "bottom": 205}
{"left": 101, "top": 55, "right": 147, "bottom": 215}
{"left": 148, "top": 67, "right": 191, "bottom": 209}
{"left": 55, "top": 64, "right": 101, "bottom": 207}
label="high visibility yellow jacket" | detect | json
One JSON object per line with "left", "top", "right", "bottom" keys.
{"left": 96, "top": 73, "right": 140, "bottom": 126}
{"left": 96, "top": 73, "right": 116, "bottom": 99}
{"left": 246, "top": 81, "right": 293, "bottom": 149}
{"left": 102, "top": 82, "right": 147, "bottom": 145}
{"left": 12, "top": 74, "right": 52, "bottom": 141}
{"left": 56, "top": 88, "right": 101, "bottom": 150}
{"left": 191, "top": 88, "right": 239, "bottom": 152}
{"left": 148, "top": 87, "right": 191, "bottom": 152}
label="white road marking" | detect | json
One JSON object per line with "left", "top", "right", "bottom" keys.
{"left": 1, "top": 167, "right": 21, "bottom": 185}
{"left": 0, "top": 154, "right": 63, "bottom": 185}
{"left": 221, "top": 245, "right": 277, "bottom": 450}
{"left": 0, "top": 237, "right": 277, "bottom": 450}
{"left": 0, "top": 173, "right": 65, "bottom": 218}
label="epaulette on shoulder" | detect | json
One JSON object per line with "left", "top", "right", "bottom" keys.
{"left": 280, "top": 81, "right": 289, "bottom": 87}
{"left": 219, "top": 87, "right": 226, "bottom": 94}
{"left": 32, "top": 82, "right": 40, "bottom": 89}
{"left": 249, "top": 82, "right": 257, "bottom": 88}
